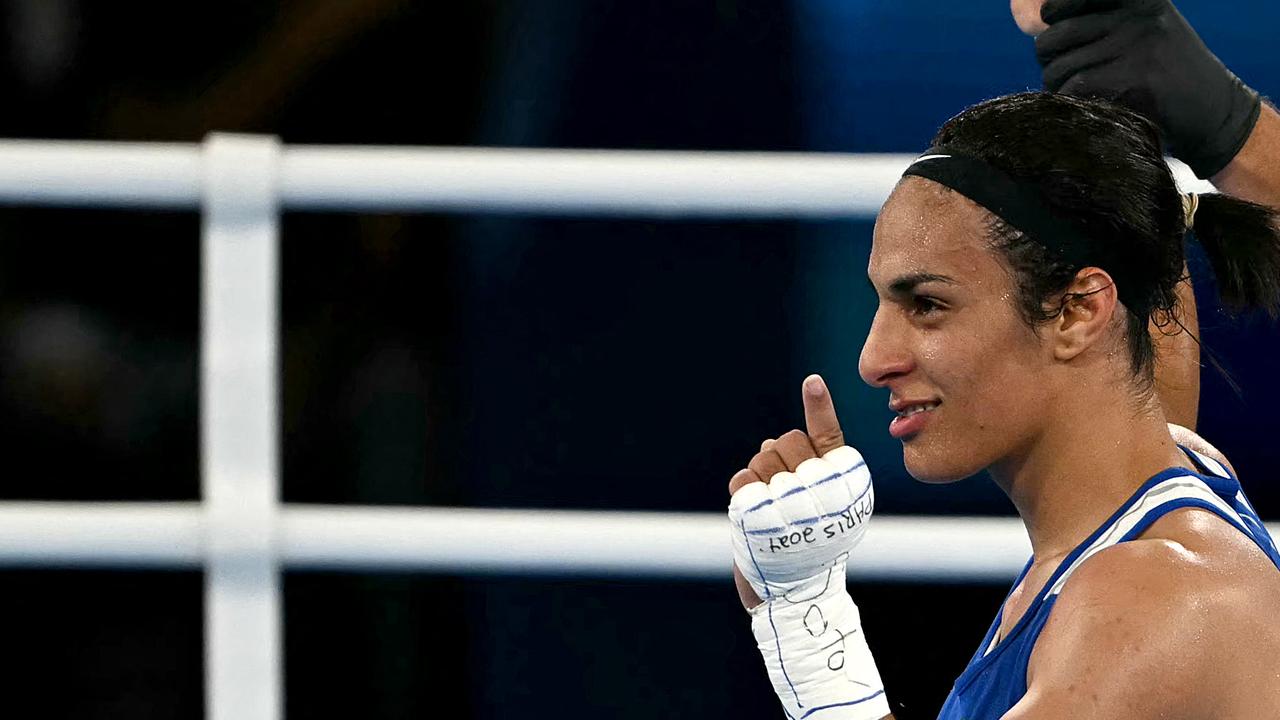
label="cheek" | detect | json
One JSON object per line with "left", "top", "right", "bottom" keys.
{"left": 904, "top": 320, "right": 1048, "bottom": 481}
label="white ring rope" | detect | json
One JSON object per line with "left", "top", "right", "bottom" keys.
{"left": 0, "top": 502, "right": 1035, "bottom": 581}
{"left": 1, "top": 502, "right": 1270, "bottom": 582}
{"left": 0, "top": 140, "right": 1213, "bottom": 214}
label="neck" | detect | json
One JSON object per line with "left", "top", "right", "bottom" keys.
{"left": 989, "top": 386, "right": 1193, "bottom": 563}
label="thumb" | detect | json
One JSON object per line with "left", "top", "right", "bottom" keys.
{"left": 802, "top": 374, "right": 845, "bottom": 455}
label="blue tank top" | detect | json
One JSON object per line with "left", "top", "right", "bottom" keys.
{"left": 937, "top": 446, "right": 1280, "bottom": 720}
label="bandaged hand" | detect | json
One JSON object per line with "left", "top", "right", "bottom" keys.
{"left": 727, "top": 375, "right": 889, "bottom": 720}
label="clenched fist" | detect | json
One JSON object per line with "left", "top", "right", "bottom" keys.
{"left": 727, "top": 375, "right": 875, "bottom": 610}
{"left": 726, "top": 375, "right": 890, "bottom": 720}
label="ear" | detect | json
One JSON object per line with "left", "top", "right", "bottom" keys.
{"left": 1050, "top": 267, "right": 1119, "bottom": 362}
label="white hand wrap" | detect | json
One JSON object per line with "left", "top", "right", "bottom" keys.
{"left": 728, "top": 446, "right": 889, "bottom": 720}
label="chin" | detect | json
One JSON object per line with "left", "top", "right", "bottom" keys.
{"left": 901, "top": 443, "right": 983, "bottom": 484}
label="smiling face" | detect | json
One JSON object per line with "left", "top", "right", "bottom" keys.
{"left": 859, "top": 177, "right": 1058, "bottom": 483}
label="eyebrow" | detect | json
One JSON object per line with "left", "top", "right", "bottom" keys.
{"left": 867, "top": 272, "right": 957, "bottom": 296}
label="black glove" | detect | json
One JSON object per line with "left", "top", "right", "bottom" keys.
{"left": 1035, "top": 0, "right": 1261, "bottom": 178}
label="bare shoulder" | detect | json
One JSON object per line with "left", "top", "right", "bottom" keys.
{"left": 1167, "top": 422, "right": 1238, "bottom": 476}
{"left": 1013, "top": 527, "right": 1280, "bottom": 719}
{"left": 1007, "top": 540, "right": 1213, "bottom": 717}
{"left": 1037, "top": 538, "right": 1215, "bottom": 677}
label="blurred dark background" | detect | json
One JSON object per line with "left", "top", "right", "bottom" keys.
{"left": 0, "top": 1, "right": 1275, "bottom": 718}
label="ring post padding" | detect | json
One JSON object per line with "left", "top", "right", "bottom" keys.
{"left": 201, "top": 133, "right": 282, "bottom": 720}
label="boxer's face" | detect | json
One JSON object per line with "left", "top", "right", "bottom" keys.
{"left": 1011, "top": 0, "right": 1048, "bottom": 35}
{"left": 861, "top": 178, "right": 1055, "bottom": 483}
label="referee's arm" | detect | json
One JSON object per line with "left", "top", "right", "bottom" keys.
{"left": 1212, "top": 105, "right": 1280, "bottom": 210}
{"left": 1015, "top": 0, "right": 1280, "bottom": 430}
{"left": 1017, "top": 0, "right": 1280, "bottom": 210}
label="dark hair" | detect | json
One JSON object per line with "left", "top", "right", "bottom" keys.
{"left": 930, "top": 92, "right": 1280, "bottom": 383}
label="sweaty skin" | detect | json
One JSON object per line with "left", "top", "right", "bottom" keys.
{"left": 1151, "top": 269, "right": 1199, "bottom": 429}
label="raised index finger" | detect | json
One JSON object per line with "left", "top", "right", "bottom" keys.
{"left": 802, "top": 374, "right": 845, "bottom": 455}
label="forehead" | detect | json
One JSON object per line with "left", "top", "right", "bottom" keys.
{"left": 869, "top": 177, "right": 1005, "bottom": 287}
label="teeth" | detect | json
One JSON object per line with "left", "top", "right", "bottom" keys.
{"left": 898, "top": 402, "right": 939, "bottom": 417}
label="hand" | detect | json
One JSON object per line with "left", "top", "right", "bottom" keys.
{"left": 1011, "top": 0, "right": 1049, "bottom": 35}
{"left": 726, "top": 376, "right": 890, "bottom": 720}
{"left": 727, "top": 375, "right": 875, "bottom": 610}
{"left": 1033, "top": 0, "right": 1261, "bottom": 178}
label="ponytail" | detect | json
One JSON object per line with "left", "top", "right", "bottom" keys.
{"left": 1192, "top": 193, "right": 1280, "bottom": 317}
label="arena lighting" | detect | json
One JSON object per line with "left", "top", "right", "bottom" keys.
{"left": 0, "top": 136, "right": 1222, "bottom": 720}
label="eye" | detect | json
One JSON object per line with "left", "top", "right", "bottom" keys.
{"left": 910, "top": 295, "right": 945, "bottom": 318}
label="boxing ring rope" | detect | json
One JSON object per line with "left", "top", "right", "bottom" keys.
{"left": 0, "top": 135, "right": 1225, "bottom": 720}
{"left": 0, "top": 139, "right": 1218, "bottom": 213}
{"left": 0, "top": 503, "right": 1037, "bottom": 580}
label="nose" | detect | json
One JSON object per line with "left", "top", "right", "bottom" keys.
{"left": 858, "top": 307, "right": 915, "bottom": 388}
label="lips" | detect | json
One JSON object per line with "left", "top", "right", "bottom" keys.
{"left": 888, "top": 399, "right": 941, "bottom": 439}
